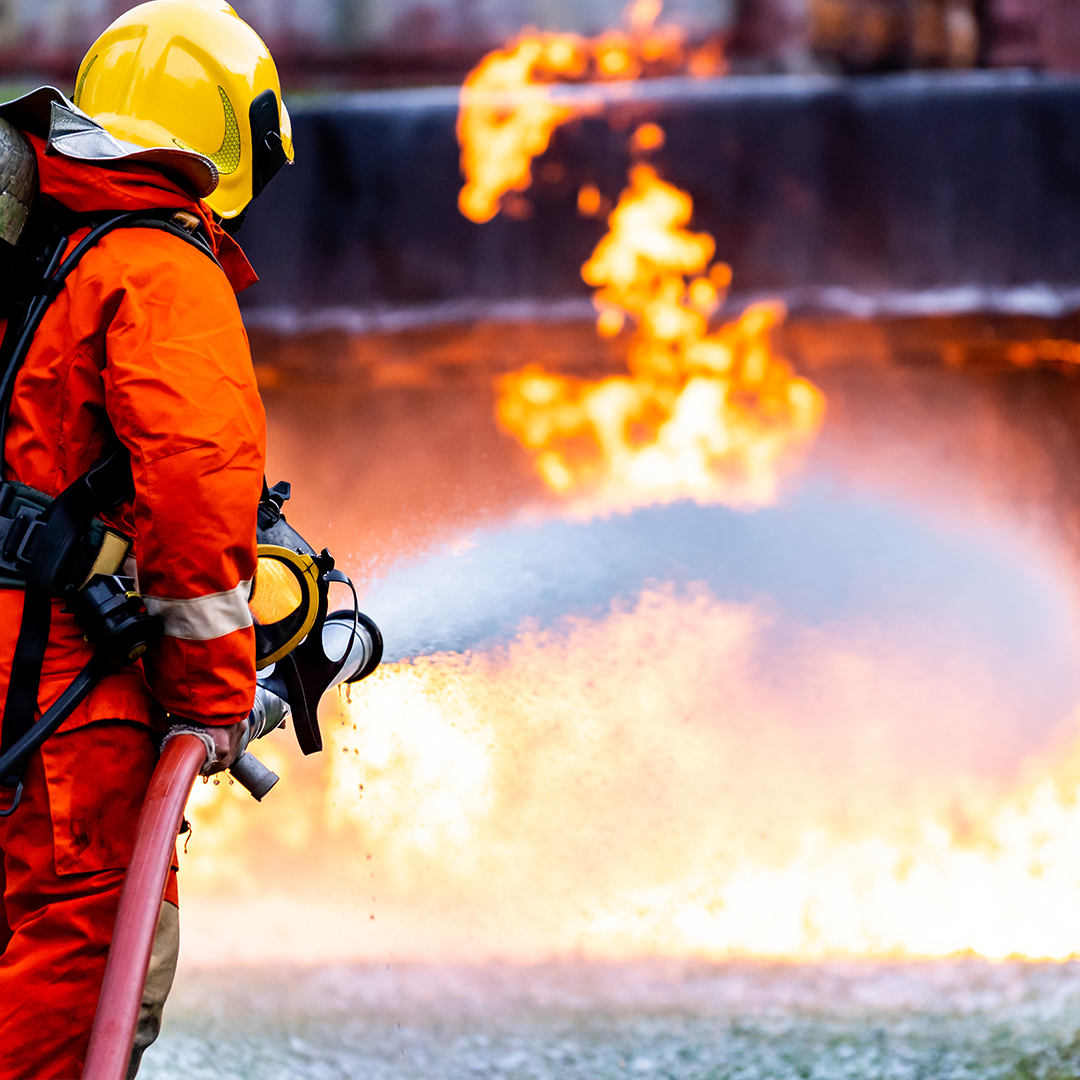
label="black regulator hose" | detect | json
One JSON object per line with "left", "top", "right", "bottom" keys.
{"left": 0, "top": 654, "right": 104, "bottom": 816}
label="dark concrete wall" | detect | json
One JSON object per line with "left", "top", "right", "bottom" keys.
{"left": 238, "top": 71, "right": 1080, "bottom": 324}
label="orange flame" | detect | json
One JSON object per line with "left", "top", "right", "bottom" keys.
{"left": 179, "top": 587, "right": 1080, "bottom": 963}
{"left": 458, "top": 20, "right": 818, "bottom": 510}
{"left": 496, "top": 163, "right": 824, "bottom": 510}
{"left": 457, "top": 35, "right": 584, "bottom": 223}
{"left": 457, "top": 0, "right": 725, "bottom": 223}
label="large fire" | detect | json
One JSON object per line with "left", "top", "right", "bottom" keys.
{"left": 180, "top": 582, "right": 1080, "bottom": 963}
{"left": 181, "top": 318, "right": 1080, "bottom": 965}
{"left": 459, "top": 17, "right": 823, "bottom": 512}
{"left": 173, "top": 7, "right": 1080, "bottom": 974}
{"left": 497, "top": 163, "right": 824, "bottom": 509}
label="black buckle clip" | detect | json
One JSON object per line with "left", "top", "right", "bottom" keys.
{"left": 12, "top": 514, "right": 44, "bottom": 569}
{"left": 0, "top": 506, "right": 42, "bottom": 568}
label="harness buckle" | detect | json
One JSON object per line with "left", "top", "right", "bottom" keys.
{"left": 0, "top": 505, "right": 42, "bottom": 568}
{"left": 12, "top": 513, "right": 43, "bottom": 569}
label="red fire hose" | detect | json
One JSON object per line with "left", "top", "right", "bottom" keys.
{"left": 82, "top": 733, "right": 208, "bottom": 1080}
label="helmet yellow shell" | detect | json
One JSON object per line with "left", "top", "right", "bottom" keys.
{"left": 73, "top": 0, "right": 293, "bottom": 218}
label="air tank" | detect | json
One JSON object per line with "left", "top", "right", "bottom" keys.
{"left": 0, "top": 116, "right": 35, "bottom": 251}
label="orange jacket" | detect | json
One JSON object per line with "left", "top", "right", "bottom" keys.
{"left": 0, "top": 137, "right": 266, "bottom": 731}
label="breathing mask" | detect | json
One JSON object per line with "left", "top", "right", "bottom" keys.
{"left": 228, "top": 480, "right": 383, "bottom": 799}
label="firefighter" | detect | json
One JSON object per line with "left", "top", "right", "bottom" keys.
{"left": 0, "top": 2, "right": 293, "bottom": 1076}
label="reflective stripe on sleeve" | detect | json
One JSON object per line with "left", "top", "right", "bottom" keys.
{"left": 143, "top": 579, "right": 253, "bottom": 641}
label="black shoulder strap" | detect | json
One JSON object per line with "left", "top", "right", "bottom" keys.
{"left": 0, "top": 209, "right": 218, "bottom": 784}
{"left": 0, "top": 208, "right": 220, "bottom": 450}
{"left": 123, "top": 211, "right": 221, "bottom": 268}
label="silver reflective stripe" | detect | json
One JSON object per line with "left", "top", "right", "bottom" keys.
{"left": 143, "top": 579, "right": 253, "bottom": 641}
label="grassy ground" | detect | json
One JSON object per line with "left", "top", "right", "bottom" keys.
{"left": 140, "top": 959, "right": 1080, "bottom": 1080}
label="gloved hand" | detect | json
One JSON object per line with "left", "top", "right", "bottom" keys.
{"left": 174, "top": 718, "right": 249, "bottom": 775}
{"left": 167, "top": 687, "right": 287, "bottom": 781}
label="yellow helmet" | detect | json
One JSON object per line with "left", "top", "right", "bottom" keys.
{"left": 73, "top": 0, "right": 293, "bottom": 220}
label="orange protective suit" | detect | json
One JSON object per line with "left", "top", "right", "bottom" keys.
{"left": 0, "top": 135, "right": 266, "bottom": 1079}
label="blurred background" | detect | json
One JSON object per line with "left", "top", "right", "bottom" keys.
{"left": 14, "top": 3, "right": 1080, "bottom": 1077}
{"left": 3, "top": 0, "right": 1078, "bottom": 89}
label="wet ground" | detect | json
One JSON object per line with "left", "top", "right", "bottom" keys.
{"left": 142, "top": 960, "right": 1080, "bottom": 1079}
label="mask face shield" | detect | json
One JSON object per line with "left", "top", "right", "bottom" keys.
{"left": 253, "top": 478, "right": 383, "bottom": 756}
{"left": 249, "top": 545, "right": 320, "bottom": 668}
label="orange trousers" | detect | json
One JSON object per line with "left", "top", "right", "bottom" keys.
{"left": 0, "top": 721, "right": 177, "bottom": 1080}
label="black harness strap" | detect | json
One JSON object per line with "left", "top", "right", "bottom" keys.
{"left": 24, "top": 445, "right": 134, "bottom": 593}
{"left": 0, "top": 443, "right": 133, "bottom": 772}
{"left": 125, "top": 215, "right": 220, "bottom": 267}
{"left": 0, "top": 657, "right": 102, "bottom": 811}
{"left": 0, "top": 591, "right": 49, "bottom": 775}
{"left": 0, "top": 208, "right": 218, "bottom": 786}
{"left": 0, "top": 209, "right": 219, "bottom": 448}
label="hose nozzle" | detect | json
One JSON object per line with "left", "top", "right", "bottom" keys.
{"left": 229, "top": 684, "right": 289, "bottom": 800}
{"left": 230, "top": 751, "right": 279, "bottom": 801}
